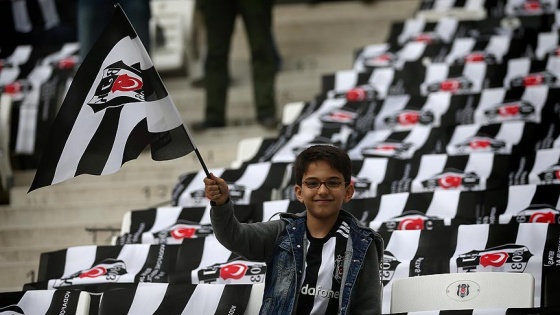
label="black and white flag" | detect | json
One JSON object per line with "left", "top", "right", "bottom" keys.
{"left": 29, "top": 5, "right": 195, "bottom": 192}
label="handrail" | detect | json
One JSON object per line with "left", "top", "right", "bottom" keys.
{"left": 85, "top": 227, "right": 121, "bottom": 243}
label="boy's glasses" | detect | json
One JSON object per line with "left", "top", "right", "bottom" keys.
{"left": 303, "top": 179, "right": 345, "bottom": 190}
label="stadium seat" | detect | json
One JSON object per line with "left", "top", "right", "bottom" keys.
{"left": 150, "top": 0, "right": 197, "bottom": 76}
{"left": 281, "top": 101, "right": 305, "bottom": 125}
{"left": 0, "top": 290, "right": 90, "bottom": 314}
{"left": 244, "top": 283, "right": 264, "bottom": 315}
{"left": 0, "top": 94, "right": 13, "bottom": 190}
{"left": 231, "top": 137, "right": 265, "bottom": 169}
{"left": 390, "top": 272, "right": 535, "bottom": 313}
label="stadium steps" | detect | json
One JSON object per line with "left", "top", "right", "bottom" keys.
{"left": 0, "top": 205, "right": 126, "bottom": 229}
{"left": 0, "top": 0, "right": 421, "bottom": 292}
{"left": 0, "top": 224, "right": 117, "bottom": 248}
{"left": 10, "top": 132, "right": 268, "bottom": 190}
{"left": 172, "top": 0, "right": 419, "bottom": 126}
{"left": 0, "top": 262, "right": 39, "bottom": 293}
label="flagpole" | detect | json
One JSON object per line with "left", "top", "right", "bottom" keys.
{"left": 194, "top": 147, "right": 211, "bottom": 178}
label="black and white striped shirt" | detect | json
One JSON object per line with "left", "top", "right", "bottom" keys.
{"left": 296, "top": 219, "right": 350, "bottom": 315}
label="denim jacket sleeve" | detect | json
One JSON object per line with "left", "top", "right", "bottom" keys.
{"left": 210, "top": 200, "right": 285, "bottom": 262}
{"left": 349, "top": 232, "right": 384, "bottom": 315}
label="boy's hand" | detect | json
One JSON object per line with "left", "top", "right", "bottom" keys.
{"left": 203, "top": 173, "right": 230, "bottom": 206}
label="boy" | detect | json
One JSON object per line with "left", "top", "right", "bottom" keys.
{"left": 203, "top": 145, "right": 384, "bottom": 314}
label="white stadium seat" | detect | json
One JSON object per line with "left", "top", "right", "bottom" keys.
{"left": 390, "top": 272, "right": 535, "bottom": 313}
{"left": 231, "top": 137, "right": 265, "bottom": 169}
{"left": 0, "top": 94, "right": 13, "bottom": 190}
{"left": 281, "top": 101, "right": 305, "bottom": 126}
{"left": 244, "top": 283, "right": 265, "bottom": 315}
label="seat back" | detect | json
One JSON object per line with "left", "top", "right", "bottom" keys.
{"left": 244, "top": 283, "right": 264, "bottom": 315}
{"left": 390, "top": 272, "right": 534, "bottom": 313}
{"left": 0, "top": 94, "right": 13, "bottom": 190}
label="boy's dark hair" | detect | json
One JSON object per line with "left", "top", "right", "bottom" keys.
{"left": 294, "top": 145, "right": 352, "bottom": 186}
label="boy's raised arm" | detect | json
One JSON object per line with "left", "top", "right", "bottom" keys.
{"left": 203, "top": 172, "right": 230, "bottom": 206}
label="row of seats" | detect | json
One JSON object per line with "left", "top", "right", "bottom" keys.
{"left": 3, "top": 0, "right": 560, "bottom": 314}
{"left": 0, "top": 42, "right": 80, "bottom": 201}
{"left": 160, "top": 0, "right": 560, "bottom": 313}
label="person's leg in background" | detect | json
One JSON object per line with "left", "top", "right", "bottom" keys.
{"left": 189, "top": 0, "right": 207, "bottom": 88}
{"left": 77, "top": 0, "right": 151, "bottom": 61}
{"left": 239, "top": 0, "right": 278, "bottom": 128}
{"left": 271, "top": 32, "right": 283, "bottom": 72}
{"left": 77, "top": 0, "right": 112, "bottom": 61}
{"left": 119, "top": 0, "right": 152, "bottom": 54}
{"left": 192, "top": 0, "right": 237, "bottom": 130}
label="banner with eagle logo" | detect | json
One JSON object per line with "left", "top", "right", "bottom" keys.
{"left": 28, "top": 5, "right": 195, "bottom": 192}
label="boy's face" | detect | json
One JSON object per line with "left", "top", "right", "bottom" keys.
{"left": 295, "top": 160, "right": 354, "bottom": 221}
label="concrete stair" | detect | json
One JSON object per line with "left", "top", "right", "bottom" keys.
{"left": 1, "top": 262, "right": 39, "bottom": 292}
{"left": 0, "top": 224, "right": 117, "bottom": 248}
{"left": 0, "top": 0, "right": 421, "bottom": 292}
{"left": 0, "top": 205, "right": 124, "bottom": 230}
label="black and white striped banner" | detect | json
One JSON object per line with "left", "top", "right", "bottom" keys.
{"left": 0, "top": 289, "right": 86, "bottom": 315}
{"left": 355, "top": 32, "right": 528, "bottom": 72}
{"left": 117, "top": 205, "right": 254, "bottom": 245}
{"left": 0, "top": 283, "right": 262, "bottom": 315}
{"left": 97, "top": 283, "right": 257, "bottom": 315}
{"left": 372, "top": 152, "right": 510, "bottom": 195}
{"left": 479, "top": 184, "right": 560, "bottom": 224}
{"left": 171, "top": 161, "right": 288, "bottom": 207}
{"left": 370, "top": 190, "right": 482, "bottom": 232}
{"left": 31, "top": 237, "right": 270, "bottom": 290}
{"left": 445, "top": 121, "right": 537, "bottom": 156}
{"left": 385, "top": 16, "right": 459, "bottom": 47}
{"left": 346, "top": 125, "right": 445, "bottom": 160}
{"left": 35, "top": 244, "right": 180, "bottom": 290}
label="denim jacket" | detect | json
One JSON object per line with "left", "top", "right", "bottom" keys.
{"left": 210, "top": 200, "right": 384, "bottom": 315}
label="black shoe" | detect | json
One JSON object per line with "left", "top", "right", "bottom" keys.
{"left": 191, "top": 77, "right": 234, "bottom": 89}
{"left": 191, "top": 77, "right": 205, "bottom": 88}
{"left": 191, "top": 121, "right": 225, "bottom": 132}
{"left": 259, "top": 116, "right": 279, "bottom": 129}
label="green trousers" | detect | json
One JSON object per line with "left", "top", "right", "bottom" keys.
{"left": 202, "top": 0, "right": 278, "bottom": 125}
